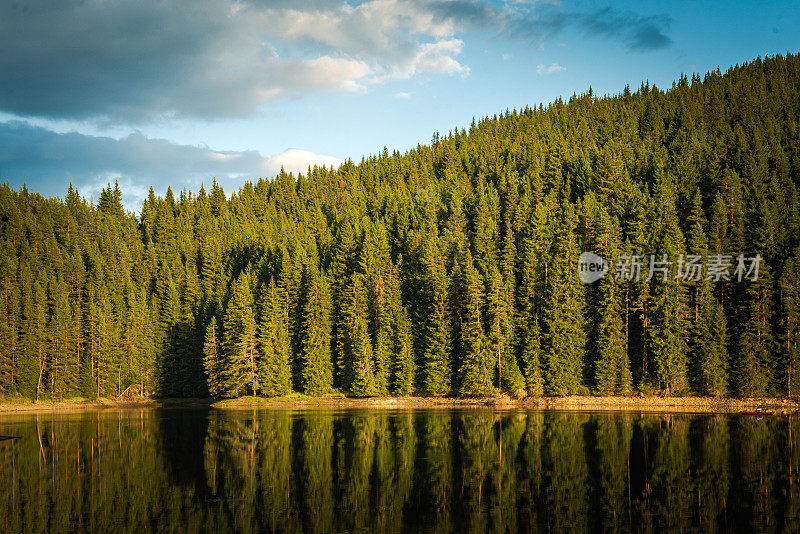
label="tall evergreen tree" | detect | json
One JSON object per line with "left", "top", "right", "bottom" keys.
{"left": 647, "top": 177, "right": 689, "bottom": 395}
{"left": 221, "top": 271, "right": 260, "bottom": 397}
{"left": 421, "top": 237, "right": 452, "bottom": 395}
{"left": 736, "top": 263, "right": 776, "bottom": 396}
{"left": 780, "top": 251, "right": 800, "bottom": 395}
{"left": 542, "top": 205, "right": 586, "bottom": 395}
{"left": 594, "top": 274, "right": 632, "bottom": 395}
{"left": 299, "top": 265, "right": 333, "bottom": 395}
{"left": 257, "top": 278, "right": 292, "bottom": 397}
{"left": 204, "top": 319, "right": 223, "bottom": 398}
{"left": 458, "top": 249, "right": 493, "bottom": 396}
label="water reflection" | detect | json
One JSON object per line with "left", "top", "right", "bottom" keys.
{"left": 2, "top": 409, "right": 800, "bottom": 532}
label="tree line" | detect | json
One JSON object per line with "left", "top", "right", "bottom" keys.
{"left": 1, "top": 54, "right": 799, "bottom": 400}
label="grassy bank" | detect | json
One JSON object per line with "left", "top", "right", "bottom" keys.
{"left": 0, "top": 397, "right": 215, "bottom": 414}
{"left": 211, "top": 394, "right": 800, "bottom": 414}
{"left": 3, "top": 394, "right": 800, "bottom": 415}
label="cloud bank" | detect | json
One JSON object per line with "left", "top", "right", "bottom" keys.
{"left": 0, "top": 121, "right": 341, "bottom": 211}
{"left": 0, "top": 1, "right": 672, "bottom": 123}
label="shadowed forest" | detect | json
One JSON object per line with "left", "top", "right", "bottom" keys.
{"left": 1, "top": 54, "right": 799, "bottom": 400}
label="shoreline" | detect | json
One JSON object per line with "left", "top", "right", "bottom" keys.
{"left": 213, "top": 395, "right": 800, "bottom": 414}
{"left": 3, "top": 395, "right": 800, "bottom": 415}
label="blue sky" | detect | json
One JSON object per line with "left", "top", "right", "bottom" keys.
{"left": 0, "top": 0, "right": 798, "bottom": 211}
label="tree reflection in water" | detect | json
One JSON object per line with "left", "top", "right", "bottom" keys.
{"left": 2, "top": 408, "right": 800, "bottom": 532}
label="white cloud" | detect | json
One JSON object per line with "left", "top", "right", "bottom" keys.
{"left": 393, "top": 91, "right": 414, "bottom": 99}
{"left": 265, "top": 148, "right": 343, "bottom": 175}
{"left": 536, "top": 62, "right": 566, "bottom": 75}
{"left": 0, "top": 0, "right": 473, "bottom": 123}
{"left": 0, "top": 1, "right": 669, "bottom": 123}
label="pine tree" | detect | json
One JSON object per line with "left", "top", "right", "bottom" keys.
{"left": 221, "top": 271, "right": 260, "bottom": 397}
{"left": 47, "top": 276, "right": 72, "bottom": 398}
{"left": 299, "top": 265, "right": 333, "bottom": 395}
{"left": 0, "top": 243, "right": 20, "bottom": 395}
{"left": 781, "top": 251, "right": 800, "bottom": 395}
{"left": 387, "top": 262, "right": 414, "bottom": 395}
{"left": 203, "top": 319, "right": 223, "bottom": 398}
{"left": 458, "top": 249, "right": 493, "bottom": 396}
{"left": 370, "top": 274, "right": 392, "bottom": 396}
{"left": 2, "top": 55, "right": 800, "bottom": 402}
{"left": 487, "top": 266, "right": 524, "bottom": 395}
{"left": 32, "top": 280, "right": 47, "bottom": 402}
{"left": 694, "top": 280, "right": 728, "bottom": 396}
{"left": 521, "top": 320, "right": 544, "bottom": 396}
{"left": 647, "top": 177, "right": 689, "bottom": 395}
{"left": 542, "top": 205, "right": 586, "bottom": 395}
{"left": 257, "top": 278, "right": 292, "bottom": 397}
{"left": 594, "top": 274, "right": 632, "bottom": 395}
{"left": 391, "top": 301, "right": 415, "bottom": 395}
{"left": 421, "top": 237, "right": 452, "bottom": 395}
{"left": 348, "top": 275, "right": 376, "bottom": 396}
{"left": 736, "top": 262, "right": 776, "bottom": 396}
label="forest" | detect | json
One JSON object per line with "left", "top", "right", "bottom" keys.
{"left": 0, "top": 54, "right": 799, "bottom": 400}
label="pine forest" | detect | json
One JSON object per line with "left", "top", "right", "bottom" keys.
{"left": 2, "top": 54, "right": 800, "bottom": 401}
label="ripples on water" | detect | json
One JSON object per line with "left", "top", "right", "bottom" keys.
{"left": 1, "top": 408, "right": 799, "bottom": 533}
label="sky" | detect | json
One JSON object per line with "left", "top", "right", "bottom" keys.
{"left": 0, "top": 0, "right": 798, "bottom": 212}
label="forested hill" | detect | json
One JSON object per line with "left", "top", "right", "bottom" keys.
{"left": 2, "top": 54, "right": 800, "bottom": 401}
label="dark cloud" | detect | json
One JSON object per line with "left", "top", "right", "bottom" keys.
{"left": 0, "top": 120, "right": 339, "bottom": 210}
{"left": 428, "top": 0, "right": 501, "bottom": 28}
{"left": 0, "top": 1, "right": 239, "bottom": 121}
{"left": 577, "top": 8, "right": 672, "bottom": 51}
{"left": 502, "top": 4, "right": 671, "bottom": 51}
{"left": 0, "top": 0, "right": 377, "bottom": 123}
{"left": 628, "top": 22, "right": 673, "bottom": 51}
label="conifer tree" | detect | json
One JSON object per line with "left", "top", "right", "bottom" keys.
{"left": 344, "top": 274, "right": 376, "bottom": 396}
{"left": 391, "top": 300, "right": 415, "bottom": 395}
{"left": 203, "top": 319, "right": 223, "bottom": 398}
{"left": 780, "top": 251, "right": 800, "bottom": 395}
{"left": 221, "top": 271, "right": 260, "bottom": 397}
{"left": 647, "top": 177, "right": 689, "bottom": 395}
{"left": 542, "top": 205, "right": 586, "bottom": 395}
{"left": 680, "top": 190, "right": 725, "bottom": 395}
{"left": 458, "top": 249, "right": 493, "bottom": 396}
{"left": 2, "top": 55, "right": 800, "bottom": 401}
{"left": 299, "top": 265, "right": 333, "bottom": 395}
{"left": 257, "top": 278, "right": 292, "bottom": 397}
{"left": 736, "top": 262, "right": 776, "bottom": 396}
{"left": 517, "top": 201, "right": 551, "bottom": 396}
{"left": 694, "top": 280, "right": 728, "bottom": 396}
{"left": 594, "top": 274, "right": 632, "bottom": 395}
{"left": 47, "top": 276, "right": 71, "bottom": 397}
{"left": 487, "top": 266, "right": 524, "bottom": 394}
{"left": 421, "top": 236, "right": 452, "bottom": 395}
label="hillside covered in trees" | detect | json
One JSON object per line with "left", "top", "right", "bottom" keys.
{"left": 1, "top": 54, "right": 799, "bottom": 401}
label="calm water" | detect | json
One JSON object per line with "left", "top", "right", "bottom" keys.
{"left": 1, "top": 408, "right": 800, "bottom": 533}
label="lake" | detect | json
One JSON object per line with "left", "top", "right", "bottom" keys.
{"left": 1, "top": 408, "right": 799, "bottom": 532}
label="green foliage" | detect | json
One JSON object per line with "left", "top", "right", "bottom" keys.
{"left": 299, "top": 266, "right": 333, "bottom": 395}
{"left": 3, "top": 54, "right": 800, "bottom": 398}
{"left": 203, "top": 320, "right": 223, "bottom": 398}
{"left": 457, "top": 248, "right": 493, "bottom": 396}
{"left": 542, "top": 206, "right": 586, "bottom": 395}
{"left": 594, "top": 276, "right": 632, "bottom": 395}
{"left": 257, "top": 277, "right": 292, "bottom": 397}
{"left": 221, "top": 272, "right": 260, "bottom": 397}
